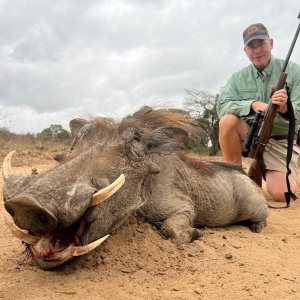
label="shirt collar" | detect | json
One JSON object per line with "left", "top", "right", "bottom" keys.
{"left": 252, "top": 55, "right": 274, "bottom": 78}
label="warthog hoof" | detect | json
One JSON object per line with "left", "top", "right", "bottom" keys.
{"left": 173, "top": 228, "right": 203, "bottom": 245}
{"left": 249, "top": 220, "right": 267, "bottom": 233}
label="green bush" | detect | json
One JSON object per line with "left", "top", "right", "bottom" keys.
{"left": 37, "top": 124, "right": 71, "bottom": 141}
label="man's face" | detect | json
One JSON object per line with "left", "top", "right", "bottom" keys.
{"left": 244, "top": 38, "right": 273, "bottom": 71}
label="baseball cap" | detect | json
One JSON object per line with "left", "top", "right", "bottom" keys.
{"left": 243, "top": 23, "right": 269, "bottom": 46}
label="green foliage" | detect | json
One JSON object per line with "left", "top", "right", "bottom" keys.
{"left": 184, "top": 89, "right": 220, "bottom": 155}
{"left": 185, "top": 145, "right": 210, "bottom": 156}
{"left": 37, "top": 124, "right": 71, "bottom": 141}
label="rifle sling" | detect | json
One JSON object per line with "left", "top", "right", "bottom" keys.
{"left": 268, "top": 86, "right": 297, "bottom": 209}
{"left": 284, "top": 90, "right": 297, "bottom": 206}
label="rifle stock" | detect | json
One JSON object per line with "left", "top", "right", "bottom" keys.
{"left": 248, "top": 72, "right": 287, "bottom": 186}
{"left": 247, "top": 159, "right": 262, "bottom": 187}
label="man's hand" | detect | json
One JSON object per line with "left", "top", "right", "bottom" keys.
{"left": 270, "top": 87, "right": 288, "bottom": 113}
{"left": 251, "top": 87, "right": 288, "bottom": 114}
{"left": 251, "top": 101, "right": 268, "bottom": 112}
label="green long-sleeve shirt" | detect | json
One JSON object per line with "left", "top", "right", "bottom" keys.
{"left": 217, "top": 56, "right": 300, "bottom": 135}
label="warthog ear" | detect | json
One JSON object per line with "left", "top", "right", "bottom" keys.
{"left": 69, "top": 118, "right": 89, "bottom": 138}
{"left": 146, "top": 127, "right": 188, "bottom": 154}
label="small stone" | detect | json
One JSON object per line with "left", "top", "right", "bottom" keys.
{"left": 225, "top": 253, "right": 233, "bottom": 259}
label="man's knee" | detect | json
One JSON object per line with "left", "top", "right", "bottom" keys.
{"left": 268, "top": 190, "right": 286, "bottom": 202}
{"left": 219, "top": 114, "right": 248, "bottom": 137}
{"left": 266, "top": 171, "right": 298, "bottom": 202}
{"left": 219, "top": 114, "right": 240, "bottom": 131}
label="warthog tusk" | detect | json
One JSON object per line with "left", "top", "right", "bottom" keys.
{"left": 3, "top": 214, "right": 41, "bottom": 245}
{"left": 50, "top": 234, "right": 110, "bottom": 260}
{"left": 71, "top": 234, "right": 110, "bottom": 257}
{"left": 2, "top": 150, "right": 16, "bottom": 181}
{"left": 89, "top": 174, "right": 125, "bottom": 207}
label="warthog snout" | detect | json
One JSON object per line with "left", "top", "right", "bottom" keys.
{"left": 5, "top": 195, "right": 58, "bottom": 235}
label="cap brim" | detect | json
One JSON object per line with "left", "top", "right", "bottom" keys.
{"left": 244, "top": 35, "right": 269, "bottom": 46}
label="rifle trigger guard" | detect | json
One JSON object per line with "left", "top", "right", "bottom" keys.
{"left": 263, "top": 143, "right": 272, "bottom": 152}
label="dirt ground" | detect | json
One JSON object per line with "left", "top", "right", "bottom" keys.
{"left": 0, "top": 144, "right": 299, "bottom": 300}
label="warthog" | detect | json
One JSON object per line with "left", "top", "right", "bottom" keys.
{"left": 2, "top": 107, "right": 268, "bottom": 269}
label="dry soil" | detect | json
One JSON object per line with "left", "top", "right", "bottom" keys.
{"left": 0, "top": 146, "right": 299, "bottom": 300}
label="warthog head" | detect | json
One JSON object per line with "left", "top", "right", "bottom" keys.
{"left": 2, "top": 107, "right": 201, "bottom": 269}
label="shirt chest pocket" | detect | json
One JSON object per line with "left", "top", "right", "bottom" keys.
{"left": 238, "top": 88, "right": 259, "bottom": 101}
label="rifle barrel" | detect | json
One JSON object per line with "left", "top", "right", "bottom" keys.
{"left": 282, "top": 13, "right": 300, "bottom": 72}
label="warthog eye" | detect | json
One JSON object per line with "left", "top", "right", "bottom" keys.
{"left": 147, "top": 143, "right": 154, "bottom": 150}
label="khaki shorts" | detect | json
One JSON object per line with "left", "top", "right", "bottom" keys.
{"left": 263, "top": 138, "right": 300, "bottom": 183}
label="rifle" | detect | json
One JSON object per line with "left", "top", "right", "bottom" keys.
{"left": 242, "top": 13, "right": 300, "bottom": 193}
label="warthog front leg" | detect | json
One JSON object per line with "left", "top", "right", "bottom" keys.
{"left": 159, "top": 213, "right": 203, "bottom": 245}
{"left": 249, "top": 220, "right": 267, "bottom": 233}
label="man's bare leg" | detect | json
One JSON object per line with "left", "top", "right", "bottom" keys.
{"left": 219, "top": 115, "right": 298, "bottom": 202}
{"left": 219, "top": 114, "right": 248, "bottom": 164}
{"left": 265, "top": 170, "right": 297, "bottom": 202}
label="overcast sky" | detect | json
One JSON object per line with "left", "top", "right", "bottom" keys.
{"left": 0, "top": 0, "right": 299, "bottom": 134}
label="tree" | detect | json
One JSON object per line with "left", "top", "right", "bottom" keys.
{"left": 37, "top": 124, "right": 71, "bottom": 141}
{"left": 184, "top": 89, "right": 220, "bottom": 155}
